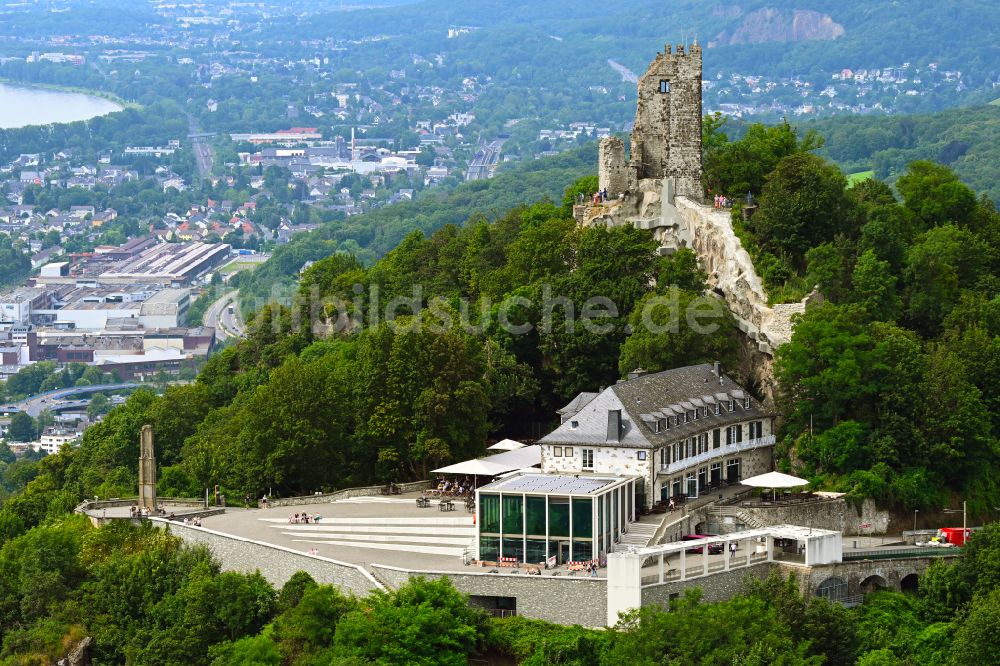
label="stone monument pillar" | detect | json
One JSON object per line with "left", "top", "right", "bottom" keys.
{"left": 138, "top": 424, "right": 157, "bottom": 511}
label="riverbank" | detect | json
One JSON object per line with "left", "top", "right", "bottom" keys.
{"left": 0, "top": 78, "right": 137, "bottom": 110}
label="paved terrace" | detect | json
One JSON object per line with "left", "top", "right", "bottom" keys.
{"left": 200, "top": 493, "right": 483, "bottom": 574}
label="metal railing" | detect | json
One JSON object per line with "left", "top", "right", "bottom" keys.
{"left": 658, "top": 435, "right": 776, "bottom": 475}
{"left": 843, "top": 548, "right": 962, "bottom": 561}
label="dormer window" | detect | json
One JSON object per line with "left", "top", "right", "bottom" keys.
{"left": 693, "top": 409, "right": 699, "bottom": 420}
{"left": 571, "top": 420, "right": 579, "bottom": 429}
{"left": 745, "top": 397, "right": 752, "bottom": 409}
{"left": 730, "top": 400, "right": 737, "bottom": 412}
{"left": 714, "top": 403, "right": 721, "bottom": 415}
{"left": 657, "top": 418, "right": 666, "bottom": 433}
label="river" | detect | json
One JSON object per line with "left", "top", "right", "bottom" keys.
{"left": 0, "top": 83, "right": 123, "bottom": 129}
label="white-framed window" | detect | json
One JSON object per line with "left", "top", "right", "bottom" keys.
{"left": 749, "top": 421, "right": 763, "bottom": 439}
{"left": 715, "top": 403, "right": 721, "bottom": 415}
{"left": 662, "top": 417, "right": 669, "bottom": 430}
{"left": 693, "top": 408, "right": 699, "bottom": 420}
{"left": 553, "top": 446, "right": 563, "bottom": 457}
{"left": 637, "top": 451, "right": 647, "bottom": 461}
{"left": 744, "top": 397, "right": 752, "bottom": 409}
{"left": 582, "top": 448, "right": 594, "bottom": 469}
{"left": 726, "top": 424, "right": 744, "bottom": 445}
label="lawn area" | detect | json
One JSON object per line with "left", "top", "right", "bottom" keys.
{"left": 847, "top": 170, "right": 875, "bottom": 186}
{"left": 219, "top": 260, "right": 261, "bottom": 275}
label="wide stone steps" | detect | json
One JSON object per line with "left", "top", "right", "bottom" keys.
{"left": 619, "top": 521, "right": 660, "bottom": 547}
{"left": 259, "top": 514, "right": 475, "bottom": 559}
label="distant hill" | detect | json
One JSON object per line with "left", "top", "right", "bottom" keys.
{"left": 805, "top": 104, "right": 1000, "bottom": 203}
{"left": 281, "top": 0, "right": 1000, "bottom": 107}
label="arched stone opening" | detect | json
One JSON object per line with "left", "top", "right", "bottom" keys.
{"left": 860, "top": 574, "right": 888, "bottom": 594}
{"left": 900, "top": 573, "right": 919, "bottom": 594}
{"left": 815, "top": 576, "right": 848, "bottom": 603}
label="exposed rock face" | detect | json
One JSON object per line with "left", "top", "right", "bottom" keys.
{"left": 714, "top": 8, "right": 845, "bottom": 45}
{"left": 579, "top": 186, "right": 811, "bottom": 359}
{"left": 57, "top": 637, "right": 92, "bottom": 666}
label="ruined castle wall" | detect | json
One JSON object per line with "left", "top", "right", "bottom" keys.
{"left": 666, "top": 46, "right": 702, "bottom": 198}
{"left": 632, "top": 44, "right": 702, "bottom": 198}
{"left": 598, "top": 136, "right": 628, "bottom": 197}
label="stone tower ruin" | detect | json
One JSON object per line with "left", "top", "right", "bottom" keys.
{"left": 599, "top": 42, "right": 703, "bottom": 199}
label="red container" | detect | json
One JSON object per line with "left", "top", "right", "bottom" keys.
{"left": 938, "top": 527, "right": 972, "bottom": 546}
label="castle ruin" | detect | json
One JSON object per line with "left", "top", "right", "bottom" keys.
{"left": 599, "top": 42, "right": 702, "bottom": 200}
{"left": 580, "top": 42, "right": 811, "bottom": 367}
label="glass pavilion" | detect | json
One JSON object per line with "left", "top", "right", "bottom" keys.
{"left": 476, "top": 473, "right": 638, "bottom": 565}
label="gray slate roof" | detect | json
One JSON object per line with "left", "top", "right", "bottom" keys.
{"left": 557, "top": 391, "right": 599, "bottom": 415}
{"left": 540, "top": 364, "right": 769, "bottom": 450}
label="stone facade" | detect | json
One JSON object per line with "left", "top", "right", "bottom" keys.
{"left": 598, "top": 43, "right": 702, "bottom": 200}
{"left": 371, "top": 564, "right": 608, "bottom": 628}
{"left": 155, "top": 519, "right": 383, "bottom": 597}
{"left": 598, "top": 136, "right": 628, "bottom": 197}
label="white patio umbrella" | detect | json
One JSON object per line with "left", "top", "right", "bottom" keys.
{"left": 741, "top": 471, "right": 809, "bottom": 501}
{"left": 431, "top": 458, "right": 513, "bottom": 492}
{"left": 741, "top": 471, "right": 809, "bottom": 488}
{"left": 487, "top": 438, "right": 526, "bottom": 451}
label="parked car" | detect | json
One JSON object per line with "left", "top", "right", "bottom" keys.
{"left": 682, "top": 534, "right": 724, "bottom": 554}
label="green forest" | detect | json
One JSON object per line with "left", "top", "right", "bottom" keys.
{"left": 1, "top": 516, "right": 999, "bottom": 664}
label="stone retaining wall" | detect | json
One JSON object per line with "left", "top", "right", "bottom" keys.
{"left": 265, "top": 480, "right": 432, "bottom": 508}
{"left": 641, "top": 561, "right": 772, "bottom": 610}
{"left": 75, "top": 497, "right": 205, "bottom": 513}
{"left": 371, "top": 564, "right": 607, "bottom": 628}
{"left": 738, "top": 498, "right": 890, "bottom": 536}
{"left": 152, "top": 518, "right": 383, "bottom": 597}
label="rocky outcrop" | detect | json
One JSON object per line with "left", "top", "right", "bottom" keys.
{"left": 577, "top": 183, "right": 816, "bottom": 360}
{"left": 713, "top": 8, "right": 845, "bottom": 46}
{"left": 57, "top": 637, "right": 92, "bottom": 666}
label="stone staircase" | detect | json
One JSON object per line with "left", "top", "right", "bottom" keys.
{"left": 619, "top": 520, "right": 661, "bottom": 548}
{"left": 259, "top": 512, "right": 475, "bottom": 558}
{"left": 705, "top": 505, "right": 766, "bottom": 533}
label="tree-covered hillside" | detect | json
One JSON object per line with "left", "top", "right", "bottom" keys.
{"left": 704, "top": 120, "right": 1000, "bottom": 514}
{"left": 808, "top": 104, "right": 1000, "bottom": 203}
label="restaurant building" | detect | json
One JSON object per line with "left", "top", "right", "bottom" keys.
{"left": 476, "top": 473, "right": 638, "bottom": 565}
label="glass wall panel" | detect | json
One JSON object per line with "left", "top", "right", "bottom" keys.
{"left": 525, "top": 496, "right": 546, "bottom": 536}
{"left": 597, "top": 495, "right": 604, "bottom": 554}
{"left": 480, "top": 493, "right": 500, "bottom": 533}
{"left": 502, "top": 495, "right": 523, "bottom": 536}
{"left": 501, "top": 537, "right": 524, "bottom": 561}
{"left": 571, "top": 498, "right": 592, "bottom": 538}
{"left": 612, "top": 491, "right": 619, "bottom": 540}
{"left": 572, "top": 540, "right": 592, "bottom": 562}
{"left": 525, "top": 539, "right": 547, "bottom": 565}
{"left": 548, "top": 498, "right": 570, "bottom": 537}
{"left": 479, "top": 536, "right": 500, "bottom": 561}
